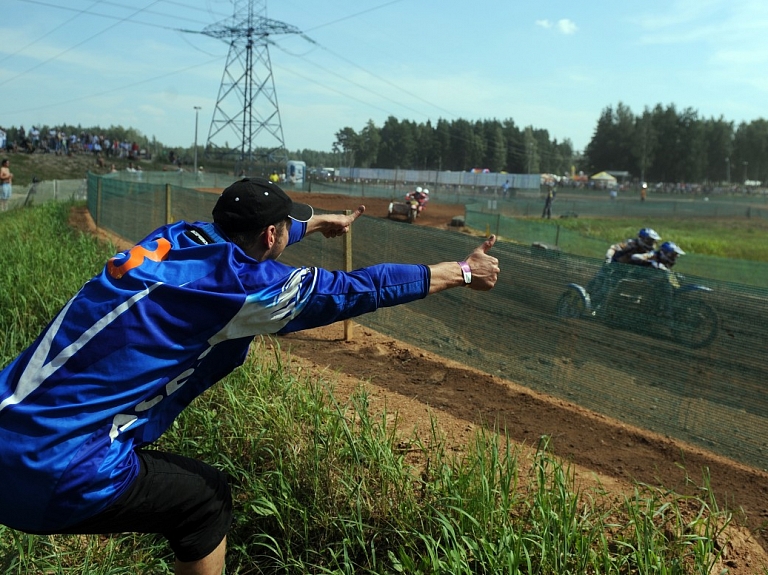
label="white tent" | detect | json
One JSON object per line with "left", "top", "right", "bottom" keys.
{"left": 590, "top": 171, "right": 617, "bottom": 183}
{"left": 590, "top": 171, "right": 617, "bottom": 188}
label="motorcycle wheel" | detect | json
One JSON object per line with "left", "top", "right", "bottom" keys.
{"left": 556, "top": 289, "right": 585, "bottom": 318}
{"left": 670, "top": 298, "right": 719, "bottom": 349}
{"left": 407, "top": 208, "right": 416, "bottom": 223}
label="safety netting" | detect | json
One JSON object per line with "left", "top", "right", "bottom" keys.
{"left": 86, "top": 173, "right": 768, "bottom": 473}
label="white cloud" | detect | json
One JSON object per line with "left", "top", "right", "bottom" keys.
{"left": 557, "top": 19, "right": 578, "bottom": 34}
{"left": 536, "top": 19, "right": 577, "bottom": 34}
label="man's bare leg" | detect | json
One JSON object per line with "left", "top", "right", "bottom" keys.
{"left": 175, "top": 536, "right": 226, "bottom": 575}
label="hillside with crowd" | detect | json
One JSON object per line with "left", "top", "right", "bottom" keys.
{"left": 5, "top": 125, "right": 149, "bottom": 162}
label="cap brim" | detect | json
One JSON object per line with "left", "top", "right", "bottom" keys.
{"left": 289, "top": 202, "right": 313, "bottom": 223}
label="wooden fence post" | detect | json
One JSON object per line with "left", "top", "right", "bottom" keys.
{"left": 96, "top": 177, "right": 102, "bottom": 226}
{"left": 343, "top": 209, "right": 354, "bottom": 341}
{"left": 165, "top": 183, "right": 172, "bottom": 224}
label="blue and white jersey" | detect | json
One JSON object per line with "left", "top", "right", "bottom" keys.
{"left": 0, "top": 220, "right": 429, "bottom": 531}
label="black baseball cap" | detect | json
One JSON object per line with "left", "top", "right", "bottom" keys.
{"left": 212, "top": 177, "right": 313, "bottom": 233}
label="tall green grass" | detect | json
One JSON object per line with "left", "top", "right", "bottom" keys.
{"left": 0, "top": 203, "right": 752, "bottom": 574}
{"left": 0, "top": 202, "right": 116, "bottom": 365}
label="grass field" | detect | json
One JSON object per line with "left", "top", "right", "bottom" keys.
{"left": 0, "top": 202, "right": 744, "bottom": 573}
{"left": 541, "top": 216, "right": 768, "bottom": 261}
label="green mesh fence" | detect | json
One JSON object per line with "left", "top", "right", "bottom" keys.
{"left": 304, "top": 178, "right": 529, "bottom": 206}
{"left": 87, "top": 173, "right": 768, "bottom": 472}
{"left": 466, "top": 202, "right": 768, "bottom": 288}
{"left": 103, "top": 170, "right": 235, "bottom": 190}
{"left": 6, "top": 178, "right": 87, "bottom": 210}
{"left": 494, "top": 188, "right": 768, "bottom": 219}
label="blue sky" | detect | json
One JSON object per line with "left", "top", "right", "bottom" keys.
{"left": 2, "top": 0, "right": 767, "bottom": 155}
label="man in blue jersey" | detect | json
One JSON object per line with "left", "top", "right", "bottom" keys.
{"left": 0, "top": 177, "right": 500, "bottom": 574}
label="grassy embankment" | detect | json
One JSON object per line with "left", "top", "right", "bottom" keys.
{"left": 0, "top": 203, "right": 742, "bottom": 574}
{"left": 1, "top": 152, "right": 166, "bottom": 186}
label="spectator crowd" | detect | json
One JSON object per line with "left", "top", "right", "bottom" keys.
{"left": 3, "top": 125, "right": 148, "bottom": 161}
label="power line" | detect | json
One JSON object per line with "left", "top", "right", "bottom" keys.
{"left": 271, "top": 41, "right": 430, "bottom": 121}
{"left": 270, "top": 58, "right": 397, "bottom": 118}
{"left": 5, "top": 56, "right": 223, "bottom": 116}
{"left": 13, "top": 0, "right": 206, "bottom": 29}
{"left": 0, "top": 0, "right": 102, "bottom": 66}
{"left": 301, "top": 33, "right": 459, "bottom": 121}
{"left": 0, "top": 0, "right": 168, "bottom": 88}
{"left": 303, "top": 0, "right": 406, "bottom": 33}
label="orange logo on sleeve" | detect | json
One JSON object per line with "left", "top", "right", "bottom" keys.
{"left": 107, "top": 238, "right": 171, "bottom": 279}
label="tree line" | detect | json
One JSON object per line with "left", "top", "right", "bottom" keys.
{"left": 8, "top": 103, "right": 767, "bottom": 186}
{"left": 310, "top": 104, "right": 768, "bottom": 185}
{"left": 585, "top": 102, "right": 767, "bottom": 185}
{"left": 319, "top": 117, "right": 576, "bottom": 176}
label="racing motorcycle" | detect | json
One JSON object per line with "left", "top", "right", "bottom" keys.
{"left": 556, "top": 266, "right": 719, "bottom": 349}
{"left": 387, "top": 198, "right": 420, "bottom": 223}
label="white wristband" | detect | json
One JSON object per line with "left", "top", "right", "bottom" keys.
{"left": 458, "top": 261, "right": 472, "bottom": 286}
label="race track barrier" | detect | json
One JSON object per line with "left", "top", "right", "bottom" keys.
{"left": 86, "top": 172, "right": 768, "bottom": 473}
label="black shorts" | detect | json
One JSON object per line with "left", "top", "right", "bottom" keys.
{"left": 41, "top": 450, "right": 233, "bottom": 563}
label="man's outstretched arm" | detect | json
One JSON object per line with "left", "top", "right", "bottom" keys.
{"left": 305, "top": 205, "right": 366, "bottom": 238}
{"left": 428, "top": 235, "right": 499, "bottom": 293}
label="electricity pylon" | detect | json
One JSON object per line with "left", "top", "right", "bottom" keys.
{"left": 199, "top": 0, "right": 302, "bottom": 174}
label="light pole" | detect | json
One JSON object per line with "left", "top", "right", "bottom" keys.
{"left": 193, "top": 106, "right": 201, "bottom": 175}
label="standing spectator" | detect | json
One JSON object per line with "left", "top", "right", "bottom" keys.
{"left": 0, "top": 158, "right": 13, "bottom": 211}
{"left": 501, "top": 179, "right": 511, "bottom": 198}
{"left": 30, "top": 126, "right": 40, "bottom": 149}
{"left": 58, "top": 131, "right": 68, "bottom": 155}
{"left": 48, "top": 128, "right": 58, "bottom": 153}
{"left": 541, "top": 187, "right": 555, "bottom": 219}
{"left": 640, "top": 182, "right": 647, "bottom": 202}
{"left": 0, "top": 177, "right": 499, "bottom": 573}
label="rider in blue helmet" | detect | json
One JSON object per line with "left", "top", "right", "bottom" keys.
{"left": 589, "top": 227, "right": 662, "bottom": 312}
{"left": 605, "top": 228, "right": 661, "bottom": 264}
{"left": 631, "top": 241, "right": 686, "bottom": 317}
{"left": 632, "top": 240, "right": 685, "bottom": 271}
